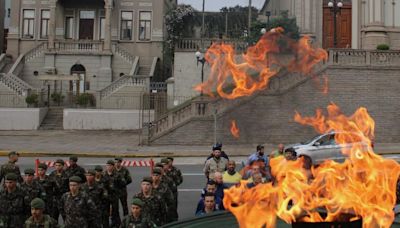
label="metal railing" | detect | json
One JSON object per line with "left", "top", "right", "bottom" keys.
{"left": 176, "top": 38, "right": 247, "bottom": 53}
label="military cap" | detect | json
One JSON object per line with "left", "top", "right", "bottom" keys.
{"left": 8, "top": 151, "right": 19, "bottom": 157}
{"left": 38, "top": 163, "right": 48, "bottom": 170}
{"left": 85, "top": 169, "right": 96, "bottom": 176}
{"left": 152, "top": 168, "right": 162, "bottom": 175}
{"left": 141, "top": 176, "right": 153, "bottom": 184}
{"left": 155, "top": 162, "right": 163, "bottom": 168}
{"left": 69, "top": 156, "right": 78, "bottom": 162}
{"left": 131, "top": 198, "right": 144, "bottom": 207}
{"left": 55, "top": 159, "right": 65, "bottom": 165}
{"left": 24, "top": 168, "right": 35, "bottom": 175}
{"left": 69, "top": 176, "right": 82, "bottom": 183}
{"left": 160, "top": 158, "right": 169, "bottom": 165}
{"left": 106, "top": 160, "right": 115, "bottom": 165}
{"left": 31, "top": 198, "right": 45, "bottom": 209}
{"left": 115, "top": 157, "right": 123, "bottom": 162}
{"left": 5, "top": 173, "right": 18, "bottom": 181}
{"left": 94, "top": 165, "right": 103, "bottom": 171}
{"left": 166, "top": 157, "right": 174, "bottom": 161}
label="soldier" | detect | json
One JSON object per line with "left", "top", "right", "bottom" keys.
{"left": 81, "top": 169, "right": 108, "bottom": 226}
{"left": 60, "top": 176, "right": 99, "bottom": 228}
{"left": 151, "top": 168, "right": 175, "bottom": 223}
{"left": 21, "top": 168, "right": 46, "bottom": 204}
{"left": 162, "top": 157, "right": 182, "bottom": 220}
{"left": 115, "top": 157, "right": 132, "bottom": 216}
{"left": 134, "top": 177, "right": 166, "bottom": 226}
{"left": 0, "top": 173, "right": 30, "bottom": 227}
{"left": 65, "top": 156, "right": 86, "bottom": 182}
{"left": 48, "top": 159, "right": 69, "bottom": 220}
{"left": 24, "top": 198, "right": 59, "bottom": 228}
{"left": 0, "top": 151, "right": 23, "bottom": 183}
{"left": 103, "top": 160, "right": 125, "bottom": 227}
{"left": 94, "top": 165, "right": 110, "bottom": 228}
{"left": 36, "top": 163, "right": 55, "bottom": 216}
{"left": 121, "top": 198, "right": 156, "bottom": 228}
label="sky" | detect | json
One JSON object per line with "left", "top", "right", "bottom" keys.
{"left": 177, "top": 0, "right": 266, "bottom": 12}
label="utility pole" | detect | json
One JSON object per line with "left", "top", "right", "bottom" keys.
{"left": 201, "top": 0, "right": 205, "bottom": 50}
{"left": 248, "top": 0, "right": 252, "bottom": 38}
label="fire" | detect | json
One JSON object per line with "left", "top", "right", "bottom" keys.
{"left": 230, "top": 120, "right": 240, "bottom": 139}
{"left": 322, "top": 75, "right": 329, "bottom": 94}
{"left": 224, "top": 104, "right": 400, "bottom": 227}
{"left": 194, "top": 27, "right": 328, "bottom": 99}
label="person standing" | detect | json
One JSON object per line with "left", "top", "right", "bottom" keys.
{"left": 36, "top": 163, "right": 55, "bottom": 216}
{"left": 94, "top": 165, "right": 110, "bottom": 228}
{"left": 204, "top": 146, "right": 228, "bottom": 180}
{"left": 48, "top": 159, "right": 69, "bottom": 221}
{"left": 195, "top": 193, "right": 218, "bottom": 216}
{"left": 65, "top": 156, "right": 86, "bottom": 183}
{"left": 121, "top": 198, "right": 156, "bottom": 228}
{"left": 24, "top": 198, "right": 59, "bottom": 228}
{"left": 114, "top": 157, "right": 132, "bottom": 216}
{"left": 222, "top": 160, "right": 242, "bottom": 187}
{"left": 0, "top": 151, "right": 23, "bottom": 183}
{"left": 21, "top": 168, "right": 46, "bottom": 204}
{"left": 151, "top": 168, "right": 175, "bottom": 223}
{"left": 103, "top": 160, "right": 125, "bottom": 227}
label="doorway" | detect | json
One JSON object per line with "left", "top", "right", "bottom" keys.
{"left": 322, "top": 1, "right": 352, "bottom": 49}
{"left": 70, "top": 63, "right": 86, "bottom": 96}
{"left": 79, "top": 10, "right": 95, "bottom": 39}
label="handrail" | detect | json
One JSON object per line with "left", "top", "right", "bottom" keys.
{"left": 0, "top": 54, "right": 7, "bottom": 72}
{"left": 8, "top": 54, "right": 25, "bottom": 75}
{"left": 112, "top": 43, "right": 136, "bottom": 64}
{"left": 129, "top": 56, "right": 140, "bottom": 76}
{"left": 99, "top": 75, "right": 146, "bottom": 99}
{"left": 149, "top": 57, "right": 158, "bottom": 77}
{"left": 24, "top": 42, "right": 47, "bottom": 62}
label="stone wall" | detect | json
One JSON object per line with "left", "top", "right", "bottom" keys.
{"left": 152, "top": 66, "right": 400, "bottom": 145}
{"left": 0, "top": 108, "right": 47, "bottom": 130}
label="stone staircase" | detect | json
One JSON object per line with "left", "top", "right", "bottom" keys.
{"left": 39, "top": 107, "right": 64, "bottom": 130}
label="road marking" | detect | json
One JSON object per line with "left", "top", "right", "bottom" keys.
{"left": 178, "top": 189, "right": 202, "bottom": 192}
{"left": 182, "top": 173, "right": 203, "bottom": 176}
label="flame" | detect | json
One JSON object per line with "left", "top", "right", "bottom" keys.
{"left": 224, "top": 104, "right": 400, "bottom": 227}
{"left": 322, "top": 75, "right": 329, "bottom": 94}
{"left": 230, "top": 120, "right": 240, "bottom": 139}
{"left": 194, "top": 27, "right": 328, "bottom": 99}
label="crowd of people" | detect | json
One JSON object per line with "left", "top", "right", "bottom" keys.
{"left": 0, "top": 151, "right": 182, "bottom": 228}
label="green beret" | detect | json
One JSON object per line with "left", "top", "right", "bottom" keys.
{"left": 69, "top": 176, "right": 82, "bottom": 183}
{"left": 141, "top": 176, "right": 153, "bottom": 184}
{"left": 8, "top": 151, "right": 19, "bottom": 157}
{"left": 69, "top": 156, "right": 78, "bottom": 162}
{"left": 160, "top": 158, "right": 169, "bottom": 164}
{"left": 24, "top": 168, "right": 35, "bottom": 175}
{"left": 152, "top": 168, "right": 162, "bottom": 175}
{"left": 94, "top": 165, "right": 103, "bottom": 171}
{"left": 106, "top": 160, "right": 115, "bottom": 165}
{"left": 55, "top": 159, "right": 64, "bottom": 165}
{"left": 155, "top": 162, "right": 163, "bottom": 168}
{"left": 31, "top": 198, "right": 45, "bottom": 209}
{"left": 131, "top": 198, "right": 144, "bottom": 207}
{"left": 85, "top": 169, "right": 96, "bottom": 176}
{"left": 166, "top": 157, "right": 174, "bottom": 161}
{"left": 5, "top": 173, "right": 18, "bottom": 181}
{"left": 38, "top": 163, "right": 48, "bottom": 170}
{"left": 115, "top": 157, "right": 123, "bottom": 162}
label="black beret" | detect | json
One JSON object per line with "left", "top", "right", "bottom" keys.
{"left": 141, "top": 176, "right": 153, "bottom": 184}
{"left": 24, "top": 168, "right": 35, "bottom": 175}
{"left": 85, "top": 169, "right": 96, "bottom": 176}
{"left": 38, "top": 163, "right": 48, "bottom": 170}
{"left": 55, "top": 159, "right": 64, "bottom": 165}
{"left": 106, "top": 160, "right": 115, "bottom": 165}
{"left": 115, "top": 157, "right": 123, "bottom": 162}
{"left": 8, "top": 151, "right": 19, "bottom": 157}
{"left": 152, "top": 168, "right": 162, "bottom": 175}
{"left": 94, "top": 165, "right": 103, "bottom": 171}
{"left": 69, "top": 156, "right": 78, "bottom": 162}
{"left": 5, "top": 173, "right": 18, "bottom": 181}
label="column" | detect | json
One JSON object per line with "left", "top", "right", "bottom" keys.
{"left": 48, "top": 0, "right": 57, "bottom": 49}
{"left": 104, "top": 0, "right": 113, "bottom": 51}
{"left": 362, "top": 0, "right": 388, "bottom": 49}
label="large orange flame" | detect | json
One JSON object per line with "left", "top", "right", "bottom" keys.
{"left": 230, "top": 120, "right": 240, "bottom": 139}
{"left": 194, "top": 27, "right": 328, "bottom": 99}
{"left": 224, "top": 104, "right": 400, "bottom": 227}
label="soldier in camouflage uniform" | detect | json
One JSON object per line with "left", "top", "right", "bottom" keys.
{"left": 121, "top": 198, "right": 156, "bottom": 228}
{"left": 24, "top": 198, "right": 59, "bottom": 228}
{"left": 48, "top": 159, "right": 69, "bottom": 220}
{"left": 0, "top": 151, "right": 23, "bottom": 184}
{"left": 103, "top": 160, "right": 126, "bottom": 227}
{"left": 133, "top": 177, "right": 166, "bottom": 226}
{"left": 151, "top": 168, "right": 176, "bottom": 223}
{"left": 21, "top": 168, "right": 46, "bottom": 204}
{"left": 59, "top": 176, "right": 99, "bottom": 228}
{"left": 65, "top": 156, "right": 86, "bottom": 182}
{"left": 0, "top": 173, "right": 30, "bottom": 227}
{"left": 115, "top": 157, "right": 132, "bottom": 216}
{"left": 94, "top": 165, "right": 110, "bottom": 228}
{"left": 82, "top": 169, "right": 108, "bottom": 226}
{"left": 36, "top": 163, "right": 55, "bottom": 216}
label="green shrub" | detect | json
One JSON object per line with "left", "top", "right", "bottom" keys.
{"left": 76, "top": 93, "right": 94, "bottom": 107}
{"left": 376, "top": 44, "right": 389, "bottom": 50}
{"left": 51, "top": 92, "right": 64, "bottom": 106}
{"left": 25, "top": 94, "right": 38, "bottom": 107}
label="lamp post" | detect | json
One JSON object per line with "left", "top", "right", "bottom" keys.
{"left": 328, "top": 0, "right": 343, "bottom": 48}
{"left": 195, "top": 51, "right": 206, "bottom": 96}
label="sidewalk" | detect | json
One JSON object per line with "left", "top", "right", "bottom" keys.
{"left": 0, "top": 130, "right": 398, "bottom": 158}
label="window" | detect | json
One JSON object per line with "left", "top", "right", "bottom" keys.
{"left": 65, "top": 17, "right": 74, "bottom": 39}
{"left": 40, "top": 10, "right": 50, "bottom": 39}
{"left": 99, "top": 17, "right": 105, "bottom": 40}
{"left": 22, "top": 9, "right": 35, "bottom": 39}
{"left": 120, "top": 11, "right": 133, "bottom": 40}
{"left": 139, "top": 11, "right": 151, "bottom": 41}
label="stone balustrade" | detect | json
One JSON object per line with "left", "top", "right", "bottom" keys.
{"left": 176, "top": 38, "right": 247, "bottom": 53}
{"left": 52, "top": 41, "right": 105, "bottom": 53}
{"left": 329, "top": 49, "right": 400, "bottom": 66}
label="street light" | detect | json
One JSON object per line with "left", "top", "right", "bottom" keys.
{"left": 195, "top": 51, "right": 206, "bottom": 96}
{"left": 328, "top": 0, "right": 343, "bottom": 48}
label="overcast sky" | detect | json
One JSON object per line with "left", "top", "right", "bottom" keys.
{"left": 177, "top": 0, "right": 266, "bottom": 12}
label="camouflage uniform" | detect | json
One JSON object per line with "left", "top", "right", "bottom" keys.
{"left": 59, "top": 191, "right": 99, "bottom": 228}
{"left": 0, "top": 186, "right": 30, "bottom": 227}
{"left": 21, "top": 179, "right": 46, "bottom": 204}
{"left": 65, "top": 164, "right": 86, "bottom": 183}
{"left": 166, "top": 165, "right": 183, "bottom": 219}
{"left": 48, "top": 170, "right": 69, "bottom": 220}
{"left": 103, "top": 170, "right": 126, "bottom": 227}
{"left": 81, "top": 181, "right": 107, "bottom": 221}
{"left": 153, "top": 179, "right": 176, "bottom": 223}
{"left": 0, "top": 161, "right": 23, "bottom": 183}
{"left": 24, "top": 214, "right": 60, "bottom": 228}
{"left": 36, "top": 176, "right": 56, "bottom": 216}
{"left": 95, "top": 174, "right": 110, "bottom": 228}
{"left": 115, "top": 165, "right": 132, "bottom": 216}
{"left": 121, "top": 214, "right": 156, "bottom": 228}
{"left": 134, "top": 192, "right": 166, "bottom": 226}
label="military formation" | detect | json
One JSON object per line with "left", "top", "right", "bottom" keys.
{"left": 0, "top": 152, "right": 183, "bottom": 228}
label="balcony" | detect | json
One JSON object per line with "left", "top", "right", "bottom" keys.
{"left": 48, "top": 40, "right": 109, "bottom": 55}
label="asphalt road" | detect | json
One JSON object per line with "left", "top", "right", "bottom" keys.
{"left": 0, "top": 156, "right": 211, "bottom": 222}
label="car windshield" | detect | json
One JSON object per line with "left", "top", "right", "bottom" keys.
{"left": 301, "top": 134, "right": 322, "bottom": 145}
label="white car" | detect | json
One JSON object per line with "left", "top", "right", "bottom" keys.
{"left": 288, "top": 131, "right": 373, "bottom": 164}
